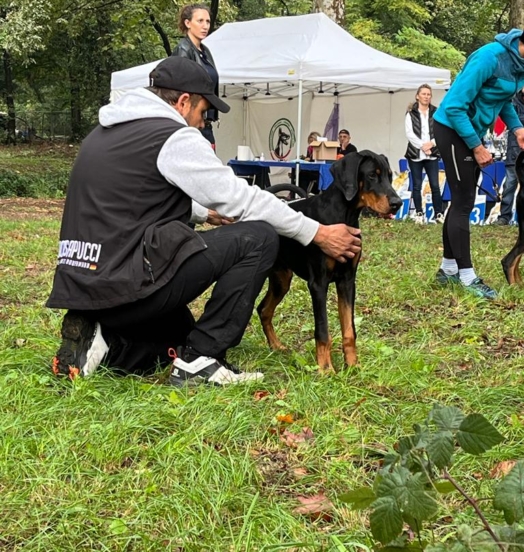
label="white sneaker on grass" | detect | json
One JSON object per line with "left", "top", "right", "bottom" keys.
{"left": 414, "top": 212, "right": 425, "bottom": 225}
{"left": 52, "top": 312, "right": 109, "bottom": 380}
{"left": 169, "top": 348, "right": 264, "bottom": 387}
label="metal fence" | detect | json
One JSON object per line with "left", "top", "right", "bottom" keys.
{"left": 15, "top": 111, "right": 72, "bottom": 141}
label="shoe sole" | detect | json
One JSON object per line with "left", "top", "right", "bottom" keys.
{"left": 52, "top": 315, "right": 108, "bottom": 380}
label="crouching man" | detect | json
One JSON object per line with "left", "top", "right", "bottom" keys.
{"left": 48, "top": 57, "right": 361, "bottom": 386}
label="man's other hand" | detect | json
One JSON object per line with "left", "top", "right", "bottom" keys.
{"left": 313, "top": 224, "right": 362, "bottom": 262}
{"left": 206, "top": 210, "right": 236, "bottom": 226}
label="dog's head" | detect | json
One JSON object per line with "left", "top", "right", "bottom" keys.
{"left": 329, "top": 150, "right": 402, "bottom": 216}
{"left": 278, "top": 128, "right": 290, "bottom": 144}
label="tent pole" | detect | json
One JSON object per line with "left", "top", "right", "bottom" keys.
{"left": 296, "top": 79, "right": 303, "bottom": 185}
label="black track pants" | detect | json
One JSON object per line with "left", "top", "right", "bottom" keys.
{"left": 434, "top": 121, "right": 480, "bottom": 269}
{"left": 80, "top": 221, "right": 279, "bottom": 374}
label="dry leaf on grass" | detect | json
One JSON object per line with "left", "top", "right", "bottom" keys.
{"left": 490, "top": 460, "right": 517, "bottom": 478}
{"left": 276, "top": 389, "right": 288, "bottom": 400}
{"left": 280, "top": 427, "right": 315, "bottom": 447}
{"left": 293, "top": 493, "right": 334, "bottom": 521}
{"left": 292, "top": 467, "right": 309, "bottom": 479}
{"left": 253, "top": 390, "right": 270, "bottom": 401}
{"left": 276, "top": 414, "right": 294, "bottom": 424}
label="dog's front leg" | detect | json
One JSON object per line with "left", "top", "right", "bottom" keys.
{"left": 336, "top": 271, "right": 358, "bottom": 367}
{"left": 257, "top": 268, "right": 293, "bottom": 350}
{"left": 308, "top": 280, "right": 333, "bottom": 374}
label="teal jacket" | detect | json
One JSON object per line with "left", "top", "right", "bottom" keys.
{"left": 434, "top": 29, "right": 524, "bottom": 149}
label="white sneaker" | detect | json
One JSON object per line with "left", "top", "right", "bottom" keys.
{"left": 52, "top": 313, "right": 109, "bottom": 380}
{"left": 435, "top": 213, "right": 445, "bottom": 224}
{"left": 169, "top": 349, "right": 264, "bottom": 387}
{"left": 414, "top": 212, "right": 425, "bottom": 225}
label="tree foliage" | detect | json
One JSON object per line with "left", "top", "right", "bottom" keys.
{"left": 0, "top": 0, "right": 514, "bottom": 142}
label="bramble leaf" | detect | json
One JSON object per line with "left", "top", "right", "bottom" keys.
{"left": 493, "top": 461, "right": 524, "bottom": 524}
{"left": 338, "top": 487, "right": 376, "bottom": 510}
{"left": 431, "top": 405, "right": 465, "bottom": 431}
{"left": 370, "top": 496, "right": 403, "bottom": 545}
{"left": 456, "top": 414, "right": 503, "bottom": 455}
{"left": 377, "top": 468, "right": 439, "bottom": 521}
{"left": 433, "top": 480, "right": 457, "bottom": 494}
{"left": 427, "top": 430, "right": 454, "bottom": 469}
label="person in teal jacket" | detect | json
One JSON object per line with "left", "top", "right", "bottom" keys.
{"left": 433, "top": 28, "right": 524, "bottom": 300}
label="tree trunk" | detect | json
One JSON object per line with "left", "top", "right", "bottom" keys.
{"left": 2, "top": 49, "right": 17, "bottom": 144}
{"left": 209, "top": 0, "right": 219, "bottom": 32}
{"left": 510, "top": 0, "right": 524, "bottom": 30}
{"left": 312, "top": 0, "right": 345, "bottom": 25}
{"left": 69, "top": 65, "right": 82, "bottom": 142}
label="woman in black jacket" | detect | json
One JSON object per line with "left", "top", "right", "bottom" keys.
{"left": 172, "top": 4, "right": 220, "bottom": 148}
{"left": 405, "top": 84, "right": 443, "bottom": 224}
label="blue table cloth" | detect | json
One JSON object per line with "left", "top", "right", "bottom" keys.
{"left": 228, "top": 160, "right": 334, "bottom": 190}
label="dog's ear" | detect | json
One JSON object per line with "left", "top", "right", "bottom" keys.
{"left": 329, "top": 152, "right": 363, "bottom": 201}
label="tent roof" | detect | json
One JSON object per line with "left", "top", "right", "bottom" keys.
{"left": 111, "top": 13, "right": 450, "bottom": 99}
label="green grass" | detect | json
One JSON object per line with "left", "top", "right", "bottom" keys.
{"left": 0, "top": 145, "right": 76, "bottom": 197}
{"left": 1, "top": 208, "right": 524, "bottom": 550}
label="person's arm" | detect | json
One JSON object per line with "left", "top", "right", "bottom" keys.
{"left": 405, "top": 112, "right": 423, "bottom": 149}
{"left": 157, "top": 127, "right": 361, "bottom": 258}
{"left": 499, "top": 101, "right": 524, "bottom": 135}
{"left": 442, "top": 47, "right": 498, "bottom": 149}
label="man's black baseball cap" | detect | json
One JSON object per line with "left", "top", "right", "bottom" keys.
{"left": 149, "top": 56, "right": 230, "bottom": 113}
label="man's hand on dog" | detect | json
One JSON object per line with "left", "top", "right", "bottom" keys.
{"left": 313, "top": 224, "right": 362, "bottom": 262}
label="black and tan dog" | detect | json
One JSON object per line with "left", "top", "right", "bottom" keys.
{"left": 502, "top": 150, "right": 524, "bottom": 284}
{"left": 257, "top": 150, "right": 402, "bottom": 373}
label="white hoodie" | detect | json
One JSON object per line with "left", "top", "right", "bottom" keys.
{"left": 99, "top": 89, "right": 319, "bottom": 246}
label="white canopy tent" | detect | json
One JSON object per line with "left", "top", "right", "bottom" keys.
{"left": 110, "top": 13, "right": 450, "bottom": 167}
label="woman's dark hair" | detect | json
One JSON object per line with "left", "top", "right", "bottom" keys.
{"left": 178, "top": 4, "right": 210, "bottom": 34}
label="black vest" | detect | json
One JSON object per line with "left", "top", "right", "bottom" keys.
{"left": 405, "top": 102, "right": 440, "bottom": 160}
{"left": 47, "top": 117, "right": 206, "bottom": 310}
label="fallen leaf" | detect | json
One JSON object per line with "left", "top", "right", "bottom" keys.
{"left": 292, "top": 467, "right": 308, "bottom": 479}
{"left": 293, "top": 493, "right": 334, "bottom": 521}
{"left": 280, "top": 427, "right": 315, "bottom": 447}
{"left": 276, "top": 389, "right": 288, "bottom": 400}
{"left": 490, "top": 460, "right": 517, "bottom": 479}
{"left": 253, "top": 390, "right": 270, "bottom": 401}
{"left": 276, "top": 414, "right": 294, "bottom": 424}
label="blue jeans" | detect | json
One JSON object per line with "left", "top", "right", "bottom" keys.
{"left": 499, "top": 165, "right": 518, "bottom": 221}
{"left": 408, "top": 158, "right": 443, "bottom": 215}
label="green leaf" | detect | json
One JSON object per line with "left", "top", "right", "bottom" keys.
{"left": 370, "top": 496, "right": 403, "bottom": 545}
{"left": 398, "top": 434, "right": 417, "bottom": 455}
{"left": 338, "top": 487, "right": 376, "bottom": 510}
{"left": 109, "top": 518, "right": 128, "bottom": 535}
{"left": 456, "top": 414, "right": 503, "bottom": 455}
{"left": 433, "top": 480, "right": 457, "bottom": 494}
{"left": 377, "top": 468, "right": 439, "bottom": 521}
{"left": 403, "top": 473, "right": 439, "bottom": 521}
{"left": 493, "top": 461, "right": 524, "bottom": 524}
{"left": 431, "top": 406, "right": 465, "bottom": 431}
{"left": 427, "top": 431, "right": 454, "bottom": 469}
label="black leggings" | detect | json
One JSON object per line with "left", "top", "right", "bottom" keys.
{"left": 434, "top": 121, "right": 480, "bottom": 269}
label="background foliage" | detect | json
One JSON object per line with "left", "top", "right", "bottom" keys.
{"left": 0, "top": 0, "right": 512, "bottom": 142}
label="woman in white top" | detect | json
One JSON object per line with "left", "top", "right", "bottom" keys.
{"left": 405, "top": 84, "right": 444, "bottom": 224}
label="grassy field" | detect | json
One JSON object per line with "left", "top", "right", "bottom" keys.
{"left": 1, "top": 179, "right": 524, "bottom": 549}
